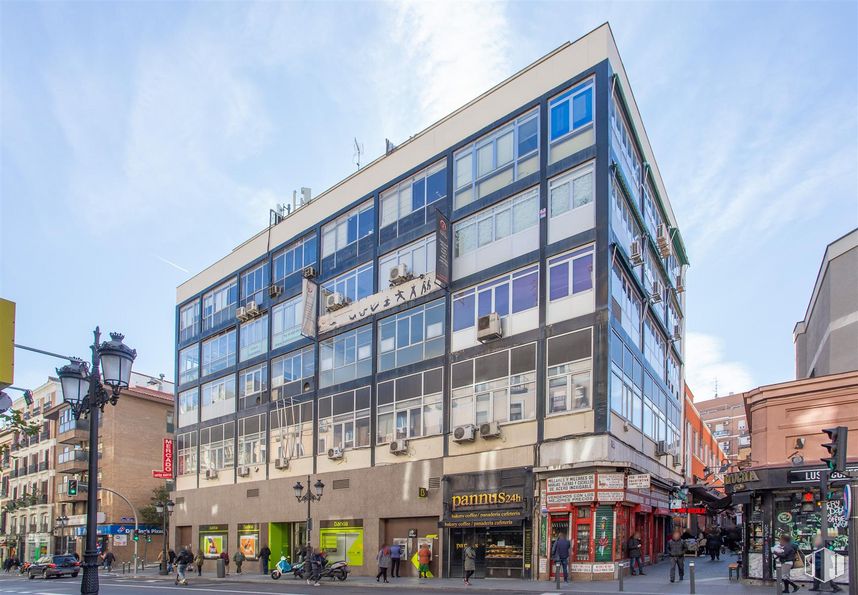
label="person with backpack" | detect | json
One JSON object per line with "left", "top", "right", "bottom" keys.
{"left": 193, "top": 550, "right": 204, "bottom": 576}
{"left": 175, "top": 548, "right": 193, "bottom": 585}
{"left": 232, "top": 549, "right": 245, "bottom": 574}
{"left": 259, "top": 545, "right": 271, "bottom": 574}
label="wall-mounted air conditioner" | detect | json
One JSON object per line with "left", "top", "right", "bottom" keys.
{"left": 657, "top": 224, "right": 672, "bottom": 258}
{"left": 452, "top": 425, "right": 477, "bottom": 443}
{"left": 479, "top": 421, "right": 501, "bottom": 439}
{"left": 245, "top": 301, "right": 261, "bottom": 318}
{"left": 236, "top": 307, "right": 248, "bottom": 321}
{"left": 630, "top": 239, "right": 644, "bottom": 267}
{"left": 650, "top": 280, "right": 663, "bottom": 303}
{"left": 325, "top": 292, "right": 349, "bottom": 312}
{"left": 389, "top": 263, "right": 413, "bottom": 286}
{"left": 303, "top": 266, "right": 317, "bottom": 279}
{"left": 389, "top": 439, "right": 409, "bottom": 455}
{"left": 327, "top": 447, "right": 344, "bottom": 460}
{"left": 204, "top": 469, "right": 219, "bottom": 480}
{"left": 655, "top": 441, "right": 668, "bottom": 457}
{"left": 237, "top": 466, "right": 251, "bottom": 477}
{"left": 274, "top": 458, "right": 289, "bottom": 470}
{"left": 269, "top": 285, "right": 283, "bottom": 298}
{"left": 477, "top": 313, "right": 502, "bottom": 343}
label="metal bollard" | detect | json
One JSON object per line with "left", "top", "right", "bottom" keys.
{"left": 618, "top": 561, "right": 627, "bottom": 592}
{"left": 773, "top": 563, "right": 781, "bottom": 595}
{"left": 555, "top": 560, "right": 561, "bottom": 590}
{"left": 689, "top": 561, "right": 695, "bottom": 594}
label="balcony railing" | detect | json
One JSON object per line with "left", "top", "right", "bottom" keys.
{"left": 39, "top": 524, "right": 49, "bottom": 533}
{"left": 28, "top": 464, "right": 37, "bottom": 474}
{"left": 38, "top": 461, "right": 48, "bottom": 472}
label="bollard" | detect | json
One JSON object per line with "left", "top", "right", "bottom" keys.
{"left": 555, "top": 560, "right": 561, "bottom": 590}
{"left": 618, "top": 561, "right": 627, "bottom": 592}
{"left": 217, "top": 558, "right": 226, "bottom": 578}
{"left": 689, "top": 561, "right": 695, "bottom": 594}
{"left": 773, "top": 562, "right": 781, "bottom": 595}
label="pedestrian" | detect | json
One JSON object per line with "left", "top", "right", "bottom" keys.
{"left": 809, "top": 536, "right": 841, "bottom": 592}
{"left": 417, "top": 543, "right": 431, "bottom": 579}
{"left": 389, "top": 542, "right": 401, "bottom": 578}
{"left": 194, "top": 550, "right": 204, "bottom": 576}
{"left": 551, "top": 531, "right": 571, "bottom": 583}
{"left": 706, "top": 529, "right": 722, "bottom": 561}
{"left": 376, "top": 543, "right": 391, "bottom": 583}
{"left": 175, "top": 548, "right": 192, "bottom": 585}
{"left": 168, "top": 549, "right": 176, "bottom": 573}
{"left": 102, "top": 549, "right": 116, "bottom": 572}
{"left": 219, "top": 550, "right": 230, "bottom": 576}
{"left": 307, "top": 548, "right": 323, "bottom": 587}
{"left": 232, "top": 549, "right": 245, "bottom": 574}
{"left": 667, "top": 529, "right": 686, "bottom": 583}
{"left": 627, "top": 532, "right": 645, "bottom": 575}
{"left": 463, "top": 543, "right": 476, "bottom": 585}
{"left": 773, "top": 534, "right": 801, "bottom": 593}
{"left": 259, "top": 545, "right": 271, "bottom": 575}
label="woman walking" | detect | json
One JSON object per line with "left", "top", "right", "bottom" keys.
{"left": 193, "top": 550, "right": 203, "bottom": 576}
{"left": 463, "top": 543, "right": 476, "bottom": 585}
{"left": 376, "top": 544, "right": 391, "bottom": 583}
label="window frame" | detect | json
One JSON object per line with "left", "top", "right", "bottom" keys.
{"left": 238, "top": 363, "right": 268, "bottom": 411}
{"left": 200, "top": 375, "right": 237, "bottom": 422}
{"left": 239, "top": 314, "right": 268, "bottom": 362}
{"left": 379, "top": 160, "right": 447, "bottom": 233}
{"left": 548, "top": 162, "right": 594, "bottom": 219}
{"left": 201, "top": 330, "right": 236, "bottom": 377}
{"left": 317, "top": 387, "right": 371, "bottom": 452}
{"left": 237, "top": 414, "right": 267, "bottom": 466}
{"left": 546, "top": 330, "right": 593, "bottom": 416}
{"left": 376, "top": 368, "right": 443, "bottom": 444}
{"left": 321, "top": 262, "right": 374, "bottom": 306}
{"left": 377, "top": 234, "right": 436, "bottom": 289}
{"left": 549, "top": 79, "right": 594, "bottom": 144}
{"left": 452, "top": 264, "right": 540, "bottom": 332}
{"left": 319, "top": 325, "right": 373, "bottom": 388}
{"left": 240, "top": 262, "right": 269, "bottom": 307}
{"left": 271, "top": 294, "right": 303, "bottom": 351}
{"left": 179, "top": 301, "right": 201, "bottom": 343}
{"left": 548, "top": 244, "right": 595, "bottom": 303}
{"left": 377, "top": 299, "right": 446, "bottom": 372}
{"left": 320, "top": 200, "right": 374, "bottom": 264}
{"left": 202, "top": 280, "right": 238, "bottom": 332}
{"left": 453, "top": 186, "right": 539, "bottom": 259}
{"left": 273, "top": 234, "right": 317, "bottom": 286}
{"left": 178, "top": 344, "right": 200, "bottom": 386}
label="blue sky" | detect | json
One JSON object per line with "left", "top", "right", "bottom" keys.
{"left": 1, "top": 1, "right": 856, "bottom": 400}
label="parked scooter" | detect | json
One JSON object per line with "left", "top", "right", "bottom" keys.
{"left": 319, "top": 559, "right": 349, "bottom": 581}
{"left": 270, "top": 556, "right": 305, "bottom": 580}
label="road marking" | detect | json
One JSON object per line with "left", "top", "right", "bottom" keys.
{"left": 109, "top": 584, "right": 303, "bottom": 595}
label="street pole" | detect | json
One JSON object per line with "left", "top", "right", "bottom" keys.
{"left": 848, "top": 478, "right": 857, "bottom": 592}
{"left": 306, "top": 474, "right": 312, "bottom": 546}
{"left": 160, "top": 508, "right": 168, "bottom": 575}
{"left": 81, "top": 332, "right": 103, "bottom": 595}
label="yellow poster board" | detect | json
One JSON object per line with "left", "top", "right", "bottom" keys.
{"left": 318, "top": 524, "right": 364, "bottom": 567}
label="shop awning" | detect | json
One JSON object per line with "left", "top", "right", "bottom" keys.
{"left": 688, "top": 485, "right": 733, "bottom": 510}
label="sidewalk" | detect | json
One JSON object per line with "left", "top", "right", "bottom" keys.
{"left": 112, "top": 557, "right": 781, "bottom": 594}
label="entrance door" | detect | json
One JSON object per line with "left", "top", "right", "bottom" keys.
{"left": 448, "top": 528, "right": 486, "bottom": 579}
{"left": 548, "top": 515, "right": 569, "bottom": 578}
{"left": 177, "top": 526, "right": 192, "bottom": 551}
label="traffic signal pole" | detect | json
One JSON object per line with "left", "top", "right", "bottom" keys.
{"left": 849, "top": 477, "right": 857, "bottom": 592}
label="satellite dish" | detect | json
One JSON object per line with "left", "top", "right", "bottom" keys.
{"left": 0, "top": 391, "right": 12, "bottom": 413}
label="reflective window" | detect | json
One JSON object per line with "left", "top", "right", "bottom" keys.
{"left": 179, "top": 301, "right": 200, "bottom": 343}
{"left": 202, "top": 280, "right": 238, "bottom": 331}
{"left": 378, "top": 235, "right": 435, "bottom": 289}
{"left": 380, "top": 161, "right": 446, "bottom": 242}
{"left": 271, "top": 346, "right": 315, "bottom": 401}
{"left": 200, "top": 421, "right": 234, "bottom": 471}
{"left": 178, "top": 344, "right": 199, "bottom": 386}
{"left": 321, "top": 263, "right": 374, "bottom": 307}
{"left": 240, "top": 262, "right": 269, "bottom": 307}
{"left": 376, "top": 368, "right": 443, "bottom": 444}
{"left": 548, "top": 245, "right": 594, "bottom": 302}
{"left": 200, "top": 375, "right": 236, "bottom": 422}
{"left": 317, "top": 387, "right": 371, "bottom": 452}
{"left": 239, "top": 315, "right": 268, "bottom": 361}
{"left": 452, "top": 265, "right": 539, "bottom": 331}
{"left": 319, "top": 326, "right": 372, "bottom": 388}
{"left": 271, "top": 295, "right": 303, "bottom": 350}
{"left": 201, "top": 330, "right": 236, "bottom": 377}
{"left": 238, "top": 363, "right": 268, "bottom": 410}
{"left": 177, "top": 388, "right": 199, "bottom": 428}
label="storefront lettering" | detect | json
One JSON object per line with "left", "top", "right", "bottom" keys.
{"left": 451, "top": 490, "right": 523, "bottom": 509}
{"left": 547, "top": 474, "right": 594, "bottom": 492}
{"left": 788, "top": 466, "right": 858, "bottom": 484}
{"left": 597, "top": 473, "right": 624, "bottom": 490}
{"left": 723, "top": 470, "right": 759, "bottom": 485}
{"left": 547, "top": 492, "right": 594, "bottom": 505}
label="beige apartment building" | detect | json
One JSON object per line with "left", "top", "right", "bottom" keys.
{"left": 174, "top": 23, "right": 690, "bottom": 582}
{"left": 697, "top": 393, "right": 751, "bottom": 465}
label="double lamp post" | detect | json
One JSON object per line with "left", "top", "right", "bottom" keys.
{"left": 56, "top": 328, "right": 137, "bottom": 595}
{"left": 293, "top": 476, "right": 324, "bottom": 547}
{"left": 155, "top": 499, "right": 174, "bottom": 575}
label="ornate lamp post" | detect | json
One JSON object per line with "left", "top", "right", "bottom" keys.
{"left": 154, "top": 500, "right": 174, "bottom": 575}
{"left": 293, "top": 476, "right": 324, "bottom": 548}
{"left": 56, "top": 328, "right": 136, "bottom": 595}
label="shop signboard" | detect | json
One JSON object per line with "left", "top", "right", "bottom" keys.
{"left": 547, "top": 474, "right": 594, "bottom": 492}
{"left": 788, "top": 466, "right": 858, "bottom": 484}
{"left": 238, "top": 523, "right": 260, "bottom": 560}
{"left": 434, "top": 210, "right": 450, "bottom": 288}
{"left": 593, "top": 563, "right": 615, "bottom": 573}
{"left": 547, "top": 492, "right": 595, "bottom": 505}
{"left": 627, "top": 474, "right": 651, "bottom": 489}
{"left": 723, "top": 470, "right": 759, "bottom": 485}
{"left": 598, "top": 491, "right": 624, "bottom": 502}
{"left": 113, "top": 534, "right": 127, "bottom": 547}
{"left": 300, "top": 279, "right": 318, "bottom": 338}
{"left": 597, "top": 473, "right": 625, "bottom": 490}
{"left": 570, "top": 562, "right": 591, "bottom": 573}
{"left": 199, "top": 524, "right": 228, "bottom": 559}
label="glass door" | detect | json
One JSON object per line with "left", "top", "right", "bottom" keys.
{"left": 548, "top": 515, "right": 569, "bottom": 578}
{"left": 574, "top": 506, "right": 592, "bottom": 562}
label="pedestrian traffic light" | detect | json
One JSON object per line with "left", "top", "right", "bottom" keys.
{"left": 132, "top": 530, "right": 139, "bottom": 542}
{"left": 68, "top": 479, "right": 78, "bottom": 496}
{"left": 146, "top": 535, "right": 152, "bottom": 543}
{"left": 821, "top": 426, "right": 847, "bottom": 473}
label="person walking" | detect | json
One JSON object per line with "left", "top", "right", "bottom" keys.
{"left": 389, "top": 542, "right": 401, "bottom": 578}
{"left": 168, "top": 549, "right": 177, "bottom": 573}
{"left": 259, "top": 545, "right": 271, "bottom": 575}
{"left": 376, "top": 544, "right": 391, "bottom": 583}
{"left": 175, "top": 548, "right": 192, "bottom": 585}
{"left": 219, "top": 550, "right": 230, "bottom": 576}
{"left": 773, "top": 534, "right": 801, "bottom": 593}
{"left": 307, "top": 548, "right": 323, "bottom": 587}
{"left": 706, "top": 529, "right": 723, "bottom": 561}
{"left": 193, "top": 550, "right": 204, "bottom": 576}
{"left": 627, "top": 532, "right": 644, "bottom": 575}
{"left": 463, "top": 543, "right": 476, "bottom": 585}
{"left": 102, "top": 550, "right": 115, "bottom": 572}
{"left": 808, "top": 536, "right": 842, "bottom": 592}
{"left": 417, "top": 543, "right": 432, "bottom": 579}
{"left": 667, "top": 530, "right": 686, "bottom": 583}
{"left": 232, "top": 549, "right": 245, "bottom": 574}
{"left": 551, "top": 532, "right": 571, "bottom": 583}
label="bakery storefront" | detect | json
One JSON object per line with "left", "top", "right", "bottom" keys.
{"left": 442, "top": 468, "right": 533, "bottom": 579}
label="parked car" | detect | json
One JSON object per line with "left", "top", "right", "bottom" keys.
{"left": 27, "top": 555, "right": 80, "bottom": 579}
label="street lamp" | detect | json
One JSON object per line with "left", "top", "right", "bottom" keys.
{"left": 56, "top": 328, "right": 136, "bottom": 595}
{"left": 293, "top": 476, "right": 324, "bottom": 548}
{"left": 155, "top": 500, "right": 174, "bottom": 575}
{"left": 56, "top": 515, "right": 69, "bottom": 553}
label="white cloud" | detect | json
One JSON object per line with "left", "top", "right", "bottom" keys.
{"left": 685, "top": 331, "right": 755, "bottom": 400}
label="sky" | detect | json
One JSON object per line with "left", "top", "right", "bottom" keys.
{"left": 1, "top": 1, "right": 856, "bottom": 401}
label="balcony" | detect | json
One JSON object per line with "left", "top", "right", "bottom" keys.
{"left": 56, "top": 450, "right": 88, "bottom": 474}
{"left": 39, "top": 431, "right": 50, "bottom": 441}
{"left": 57, "top": 419, "right": 89, "bottom": 445}
{"left": 38, "top": 461, "right": 48, "bottom": 472}
{"left": 27, "top": 464, "right": 37, "bottom": 475}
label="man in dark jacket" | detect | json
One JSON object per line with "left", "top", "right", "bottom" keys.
{"left": 550, "top": 532, "right": 572, "bottom": 583}
{"left": 627, "top": 532, "right": 644, "bottom": 575}
{"left": 706, "top": 530, "right": 722, "bottom": 561}
{"left": 774, "top": 534, "right": 800, "bottom": 594}
{"left": 667, "top": 530, "right": 686, "bottom": 582}
{"left": 259, "top": 545, "right": 271, "bottom": 574}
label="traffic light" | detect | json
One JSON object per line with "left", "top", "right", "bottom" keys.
{"left": 132, "top": 529, "right": 139, "bottom": 542}
{"left": 22, "top": 390, "right": 33, "bottom": 407}
{"left": 146, "top": 535, "right": 152, "bottom": 543}
{"left": 821, "top": 426, "right": 848, "bottom": 473}
{"left": 801, "top": 490, "right": 816, "bottom": 512}
{"left": 68, "top": 479, "right": 78, "bottom": 496}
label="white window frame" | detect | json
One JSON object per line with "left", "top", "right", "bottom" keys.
{"left": 549, "top": 79, "right": 594, "bottom": 144}
{"left": 179, "top": 301, "right": 200, "bottom": 342}
{"left": 200, "top": 422, "right": 234, "bottom": 471}
{"left": 178, "top": 344, "right": 199, "bottom": 386}
{"left": 377, "top": 299, "right": 445, "bottom": 372}
{"left": 273, "top": 234, "right": 317, "bottom": 285}
{"left": 453, "top": 187, "right": 538, "bottom": 259}
{"left": 239, "top": 315, "right": 268, "bottom": 362}
{"left": 237, "top": 414, "right": 266, "bottom": 466}
{"left": 271, "top": 295, "right": 303, "bottom": 350}
{"left": 377, "top": 234, "right": 436, "bottom": 288}
{"left": 376, "top": 368, "right": 443, "bottom": 444}
{"left": 238, "top": 363, "right": 267, "bottom": 410}
{"left": 321, "top": 200, "right": 374, "bottom": 259}
{"left": 548, "top": 245, "right": 595, "bottom": 302}
{"left": 452, "top": 264, "right": 540, "bottom": 332}
{"left": 201, "top": 375, "right": 236, "bottom": 422}
{"left": 202, "top": 280, "right": 238, "bottom": 331}
{"left": 321, "top": 262, "right": 374, "bottom": 305}
{"left": 270, "top": 399, "right": 314, "bottom": 460}
{"left": 380, "top": 160, "right": 447, "bottom": 229}
{"left": 240, "top": 262, "right": 268, "bottom": 307}
{"left": 319, "top": 326, "right": 373, "bottom": 388}
{"left": 201, "top": 330, "right": 236, "bottom": 377}
{"left": 177, "top": 431, "right": 197, "bottom": 475}
{"left": 177, "top": 388, "right": 199, "bottom": 428}
{"left": 548, "top": 162, "right": 594, "bottom": 219}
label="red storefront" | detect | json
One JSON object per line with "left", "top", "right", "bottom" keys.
{"left": 540, "top": 471, "right": 672, "bottom": 580}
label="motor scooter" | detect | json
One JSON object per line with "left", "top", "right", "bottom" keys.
{"left": 318, "top": 559, "right": 349, "bottom": 581}
{"left": 270, "top": 556, "right": 305, "bottom": 580}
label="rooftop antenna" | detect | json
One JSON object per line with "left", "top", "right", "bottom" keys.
{"left": 714, "top": 377, "right": 719, "bottom": 398}
{"left": 353, "top": 137, "right": 364, "bottom": 170}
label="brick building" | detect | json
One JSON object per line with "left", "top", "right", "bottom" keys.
{"left": 696, "top": 393, "right": 750, "bottom": 465}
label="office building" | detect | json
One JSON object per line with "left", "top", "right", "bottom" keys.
{"left": 173, "top": 23, "right": 689, "bottom": 581}
{"left": 794, "top": 228, "right": 858, "bottom": 379}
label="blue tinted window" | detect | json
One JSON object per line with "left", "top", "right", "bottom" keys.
{"left": 358, "top": 208, "right": 374, "bottom": 238}
{"left": 494, "top": 286, "right": 509, "bottom": 317}
{"left": 549, "top": 262, "right": 569, "bottom": 300}
{"left": 453, "top": 293, "right": 475, "bottom": 331}
{"left": 550, "top": 102, "right": 570, "bottom": 140}
{"left": 572, "top": 88, "right": 593, "bottom": 129}
{"left": 478, "top": 290, "right": 493, "bottom": 318}
{"left": 412, "top": 178, "right": 425, "bottom": 211}
{"left": 518, "top": 117, "right": 538, "bottom": 155}
{"left": 426, "top": 169, "right": 446, "bottom": 204}
{"left": 512, "top": 271, "right": 538, "bottom": 312}
{"left": 347, "top": 215, "right": 359, "bottom": 244}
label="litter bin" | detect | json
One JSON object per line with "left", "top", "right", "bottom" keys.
{"left": 217, "top": 558, "right": 225, "bottom": 578}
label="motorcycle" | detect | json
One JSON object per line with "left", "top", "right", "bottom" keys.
{"left": 319, "top": 559, "right": 349, "bottom": 581}
{"left": 271, "top": 556, "right": 303, "bottom": 580}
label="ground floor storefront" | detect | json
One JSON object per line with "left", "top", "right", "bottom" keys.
{"left": 726, "top": 466, "right": 851, "bottom": 585}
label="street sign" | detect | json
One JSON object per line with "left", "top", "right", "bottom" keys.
{"left": 0, "top": 299, "right": 15, "bottom": 390}
{"left": 418, "top": 487, "right": 428, "bottom": 498}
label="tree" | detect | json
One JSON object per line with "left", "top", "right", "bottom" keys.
{"left": 139, "top": 485, "right": 171, "bottom": 525}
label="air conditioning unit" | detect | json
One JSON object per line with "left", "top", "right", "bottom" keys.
{"left": 479, "top": 421, "right": 501, "bottom": 439}
{"left": 236, "top": 306, "right": 248, "bottom": 321}
{"left": 389, "top": 263, "right": 413, "bottom": 286}
{"left": 274, "top": 458, "right": 289, "bottom": 470}
{"left": 672, "top": 455, "right": 682, "bottom": 468}
{"left": 650, "top": 280, "right": 663, "bottom": 303}
{"left": 629, "top": 239, "right": 644, "bottom": 267}
{"left": 327, "top": 447, "right": 344, "bottom": 460}
{"left": 477, "top": 313, "right": 502, "bottom": 343}
{"left": 672, "top": 324, "right": 681, "bottom": 341}
{"left": 325, "top": 292, "right": 349, "bottom": 312}
{"left": 204, "top": 469, "right": 219, "bottom": 480}
{"left": 657, "top": 224, "right": 672, "bottom": 258}
{"left": 655, "top": 441, "right": 668, "bottom": 457}
{"left": 237, "top": 466, "right": 251, "bottom": 477}
{"left": 268, "top": 285, "right": 283, "bottom": 298}
{"left": 389, "top": 439, "right": 409, "bottom": 455}
{"left": 452, "top": 425, "right": 477, "bottom": 443}
{"left": 246, "top": 301, "right": 261, "bottom": 318}
{"left": 675, "top": 273, "right": 685, "bottom": 294}
{"left": 303, "top": 266, "right": 317, "bottom": 279}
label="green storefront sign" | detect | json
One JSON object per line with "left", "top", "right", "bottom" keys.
{"left": 319, "top": 519, "right": 364, "bottom": 567}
